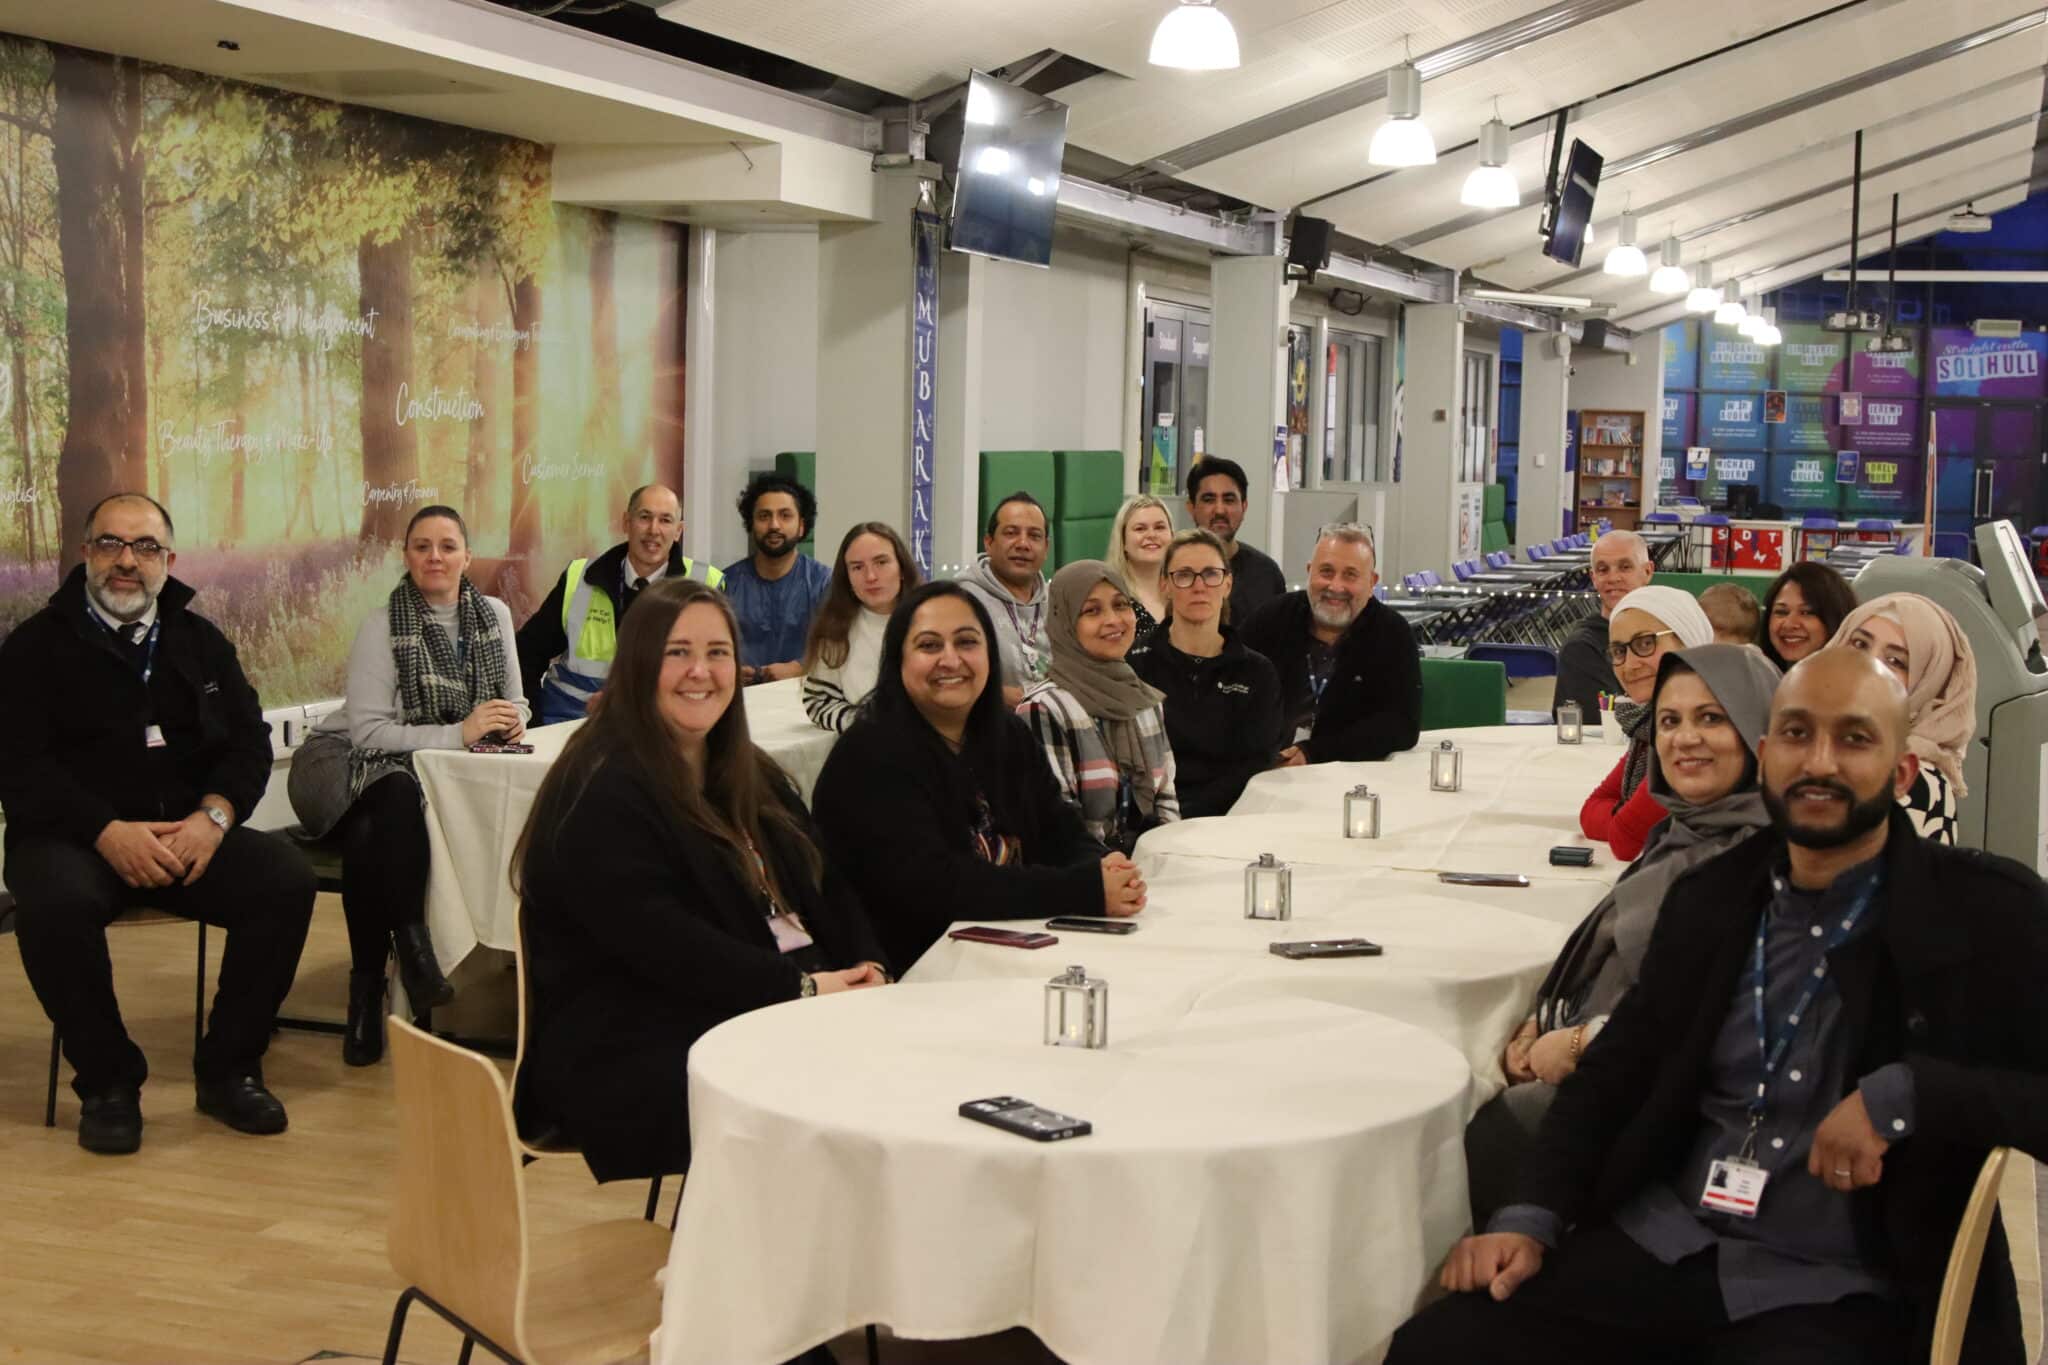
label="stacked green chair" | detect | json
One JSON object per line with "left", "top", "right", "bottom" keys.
{"left": 1481, "top": 484, "right": 1510, "bottom": 555}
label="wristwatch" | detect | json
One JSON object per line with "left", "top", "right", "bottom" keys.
{"left": 200, "top": 803, "right": 230, "bottom": 834}
{"left": 798, "top": 972, "right": 817, "bottom": 999}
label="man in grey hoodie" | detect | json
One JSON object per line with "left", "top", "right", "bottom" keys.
{"left": 959, "top": 491, "right": 1052, "bottom": 706}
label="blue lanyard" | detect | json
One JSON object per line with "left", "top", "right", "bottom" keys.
{"left": 88, "top": 605, "right": 161, "bottom": 687}
{"left": 1746, "top": 878, "right": 1877, "bottom": 1128}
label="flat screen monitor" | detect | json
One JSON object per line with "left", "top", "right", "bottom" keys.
{"left": 950, "top": 71, "right": 1069, "bottom": 269}
{"left": 1541, "top": 139, "right": 1603, "bottom": 268}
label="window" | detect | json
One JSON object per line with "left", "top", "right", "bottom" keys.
{"left": 1462, "top": 349, "right": 1495, "bottom": 483}
{"left": 1322, "top": 331, "right": 1382, "bottom": 485}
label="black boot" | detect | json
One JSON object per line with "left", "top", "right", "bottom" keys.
{"left": 393, "top": 921, "right": 455, "bottom": 1013}
{"left": 343, "top": 969, "right": 388, "bottom": 1067}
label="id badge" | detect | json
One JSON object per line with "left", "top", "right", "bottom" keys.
{"left": 143, "top": 723, "right": 167, "bottom": 749}
{"left": 1699, "top": 1157, "right": 1768, "bottom": 1219}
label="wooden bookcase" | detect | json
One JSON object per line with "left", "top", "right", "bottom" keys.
{"left": 1576, "top": 408, "right": 1647, "bottom": 532}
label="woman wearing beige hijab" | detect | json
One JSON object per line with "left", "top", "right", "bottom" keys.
{"left": 1833, "top": 592, "right": 1977, "bottom": 844}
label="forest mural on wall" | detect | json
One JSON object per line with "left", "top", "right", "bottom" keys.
{"left": 0, "top": 34, "right": 687, "bottom": 704}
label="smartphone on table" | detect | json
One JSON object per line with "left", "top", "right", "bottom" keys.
{"left": 959, "top": 1096, "right": 1091, "bottom": 1141}
{"left": 1437, "top": 872, "right": 1531, "bottom": 888}
{"left": 948, "top": 926, "right": 1058, "bottom": 949}
{"left": 1044, "top": 917, "right": 1138, "bottom": 935}
{"left": 1269, "top": 938, "right": 1383, "bottom": 959}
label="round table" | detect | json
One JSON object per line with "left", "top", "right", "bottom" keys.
{"left": 657, "top": 980, "right": 1476, "bottom": 1365}
{"left": 908, "top": 855, "right": 1575, "bottom": 1082}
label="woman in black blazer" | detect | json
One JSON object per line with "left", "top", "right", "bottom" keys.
{"left": 512, "top": 578, "right": 888, "bottom": 1183}
{"left": 810, "top": 580, "right": 1145, "bottom": 973}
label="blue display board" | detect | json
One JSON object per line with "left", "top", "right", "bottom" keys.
{"left": 1700, "top": 392, "right": 1766, "bottom": 450}
{"left": 1662, "top": 320, "right": 1699, "bottom": 390}
{"left": 1661, "top": 391, "right": 1695, "bottom": 449}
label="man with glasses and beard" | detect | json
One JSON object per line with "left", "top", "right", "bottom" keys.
{"left": 1239, "top": 523, "right": 1420, "bottom": 764}
{"left": 0, "top": 493, "right": 315, "bottom": 1154}
{"left": 1387, "top": 647, "right": 2048, "bottom": 1365}
{"left": 722, "top": 472, "right": 830, "bottom": 685}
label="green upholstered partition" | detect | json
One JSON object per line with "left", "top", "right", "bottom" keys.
{"left": 978, "top": 451, "right": 1058, "bottom": 531}
{"left": 773, "top": 451, "right": 818, "bottom": 558}
{"left": 1419, "top": 657, "right": 1508, "bottom": 731}
{"left": 1481, "top": 484, "right": 1510, "bottom": 554}
{"left": 1054, "top": 450, "right": 1126, "bottom": 521}
{"left": 1054, "top": 516, "right": 1113, "bottom": 570}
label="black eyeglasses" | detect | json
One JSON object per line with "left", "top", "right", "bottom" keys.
{"left": 1607, "top": 629, "right": 1678, "bottom": 666}
{"left": 87, "top": 535, "right": 168, "bottom": 563}
{"left": 1167, "top": 566, "right": 1229, "bottom": 588}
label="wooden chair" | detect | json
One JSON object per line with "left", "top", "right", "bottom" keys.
{"left": 382, "top": 1018, "right": 671, "bottom": 1365}
{"left": 1930, "top": 1146, "right": 2013, "bottom": 1365}
{"left": 46, "top": 908, "right": 206, "bottom": 1127}
{"left": 510, "top": 905, "right": 670, "bottom": 1225}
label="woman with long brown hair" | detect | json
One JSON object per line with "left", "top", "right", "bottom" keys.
{"left": 511, "top": 578, "right": 888, "bottom": 1183}
{"left": 802, "top": 521, "right": 921, "bottom": 732}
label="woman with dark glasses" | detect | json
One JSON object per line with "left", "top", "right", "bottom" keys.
{"left": 1577, "top": 585, "right": 1713, "bottom": 859}
{"left": 1129, "top": 529, "right": 1286, "bottom": 817}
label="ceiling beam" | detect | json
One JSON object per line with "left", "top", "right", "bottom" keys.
{"left": 1394, "top": 8, "right": 2048, "bottom": 251}
{"left": 1535, "top": 112, "right": 2043, "bottom": 289}
{"left": 1613, "top": 178, "right": 2030, "bottom": 328}
{"left": 1122, "top": 0, "right": 1650, "bottom": 183}
{"left": 1297, "top": 0, "right": 1876, "bottom": 212}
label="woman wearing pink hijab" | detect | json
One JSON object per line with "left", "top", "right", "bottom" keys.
{"left": 1832, "top": 592, "right": 1978, "bottom": 844}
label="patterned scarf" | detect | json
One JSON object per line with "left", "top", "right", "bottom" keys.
{"left": 348, "top": 575, "right": 506, "bottom": 801}
{"left": 1613, "top": 697, "right": 1654, "bottom": 802}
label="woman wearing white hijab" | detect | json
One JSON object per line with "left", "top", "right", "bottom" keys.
{"left": 1833, "top": 592, "right": 1977, "bottom": 845}
{"left": 1017, "top": 560, "right": 1179, "bottom": 854}
{"left": 1578, "top": 584, "right": 1715, "bottom": 860}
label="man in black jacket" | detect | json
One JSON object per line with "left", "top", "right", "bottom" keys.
{"left": 1552, "top": 528, "right": 1654, "bottom": 719}
{"left": 0, "top": 494, "right": 314, "bottom": 1154}
{"left": 1389, "top": 647, "right": 2048, "bottom": 1365}
{"left": 1238, "top": 524, "right": 1420, "bottom": 764}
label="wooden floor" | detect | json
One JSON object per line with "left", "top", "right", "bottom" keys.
{"left": 1, "top": 887, "right": 2035, "bottom": 1364}
{"left": 0, "top": 895, "right": 1062, "bottom": 1365}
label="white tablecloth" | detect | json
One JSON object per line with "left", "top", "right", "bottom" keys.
{"left": 658, "top": 981, "right": 1476, "bottom": 1365}
{"left": 411, "top": 677, "right": 836, "bottom": 971}
{"left": 909, "top": 856, "right": 1575, "bottom": 1082}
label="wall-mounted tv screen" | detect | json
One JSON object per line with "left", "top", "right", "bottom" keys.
{"left": 950, "top": 70, "right": 1069, "bottom": 269}
{"left": 1541, "top": 139, "right": 1603, "bottom": 268}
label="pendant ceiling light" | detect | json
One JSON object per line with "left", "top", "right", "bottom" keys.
{"left": 1684, "top": 264, "right": 1719, "bottom": 314}
{"left": 1602, "top": 210, "right": 1647, "bottom": 277}
{"left": 1368, "top": 46, "right": 1437, "bottom": 167}
{"left": 1459, "top": 105, "right": 1518, "bottom": 209}
{"left": 1756, "top": 306, "right": 1782, "bottom": 347}
{"left": 1738, "top": 309, "right": 1767, "bottom": 339}
{"left": 1149, "top": 0, "right": 1241, "bottom": 71}
{"left": 1713, "top": 285, "right": 1747, "bottom": 327}
{"left": 1648, "top": 234, "right": 1689, "bottom": 294}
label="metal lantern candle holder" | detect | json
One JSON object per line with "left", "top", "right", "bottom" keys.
{"left": 1430, "top": 739, "right": 1464, "bottom": 792}
{"left": 1044, "top": 964, "right": 1109, "bottom": 1049}
{"left": 1244, "top": 852, "right": 1293, "bottom": 921}
{"left": 1556, "top": 701, "right": 1584, "bottom": 745}
{"left": 1343, "top": 785, "right": 1381, "bottom": 839}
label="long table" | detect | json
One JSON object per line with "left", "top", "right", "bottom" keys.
{"left": 657, "top": 725, "right": 1623, "bottom": 1365}
{"left": 410, "top": 677, "right": 835, "bottom": 973}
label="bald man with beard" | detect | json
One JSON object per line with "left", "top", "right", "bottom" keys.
{"left": 1391, "top": 648, "right": 2048, "bottom": 1365}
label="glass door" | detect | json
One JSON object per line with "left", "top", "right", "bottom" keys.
{"left": 1141, "top": 302, "right": 1213, "bottom": 496}
{"left": 1932, "top": 401, "right": 2043, "bottom": 556}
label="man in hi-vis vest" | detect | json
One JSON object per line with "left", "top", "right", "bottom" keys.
{"left": 516, "top": 484, "right": 724, "bottom": 723}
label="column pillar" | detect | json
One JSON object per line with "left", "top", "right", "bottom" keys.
{"left": 1518, "top": 332, "right": 1573, "bottom": 554}
{"left": 1208, "top": 254, "right": 1289, "bottom": 565}
{"left": 814, "top": 168, "right": 936, "bottom": 563}
{"left": 1391, "top": 303, "right": 1464, "bottom": 577}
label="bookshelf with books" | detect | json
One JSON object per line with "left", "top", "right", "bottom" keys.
{"left": 1576, "top": 408, "right": 1647, "bottom": 531}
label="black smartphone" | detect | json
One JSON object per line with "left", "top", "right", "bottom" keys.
{"left": 1269, "top": 938, "right": 1383, "bottom": 959}
{"left": 959, "top": 1096, "right": 1092, "bottom": 1142}
{"left": 948, "top": 926, "right": 1058, "bottom": 949}
{"left": 1044, "top": 916, "right": 1139, "bottom": 935}
{"left": 1549, "top": 845, "right": 1595, "bottom": 867}
{"left": 1438, "top": 872, "right": 1531, "bottom": 888}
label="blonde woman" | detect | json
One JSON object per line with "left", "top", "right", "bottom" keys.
{"left": 1104, "top": 494, "right": 1172, "bottom": 643}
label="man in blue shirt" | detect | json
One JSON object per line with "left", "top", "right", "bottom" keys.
{"left": 1391, "top": 647, "right": 2048, "bottom": 1365}
{"left": 722, "top": 472, "right": 830, "bottom": 684}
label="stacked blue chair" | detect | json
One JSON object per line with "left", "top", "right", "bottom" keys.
{"left": 1527, "top": 544, "right": 1549, "bottom": 562}
{"left": 1644, "top": 511, "right": 1681, "bottom": 524}
{"left": 1419, "top": 569, "right": 1441, "bottom": 588}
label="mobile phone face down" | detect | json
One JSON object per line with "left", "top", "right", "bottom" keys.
{"left": 1548, "top": 845, "right": 1595, "bottom": 867}
{"left": 947, "top": 926, "right": 1059, "bottom": 949}
{"left": 959, "top": 1096, "right": 1092, "bottom": 1141}
{"left": 1044, "top": 916, "right": 1139, "bottom": 935}
{"left": 1437, "top": 872, "right": 1531, "bottom": 888}
{"left": 1269, "top": 938, "right": 1384, "bottom": 959}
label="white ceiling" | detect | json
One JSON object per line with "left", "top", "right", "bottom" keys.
{"left": 662, "top": 0, "right": 2048, "bottom": 310}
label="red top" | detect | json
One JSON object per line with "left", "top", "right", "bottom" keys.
{"left": 1578, "top": 749, "right": 1667, "bottom": 861}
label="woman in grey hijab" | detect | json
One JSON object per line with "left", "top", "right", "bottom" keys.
{"left": 1465, "top": 643, "right": 1781, "bottom": 1224}
{"left": 1016, "top": 560, "right": 1180, "bottom": 854}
